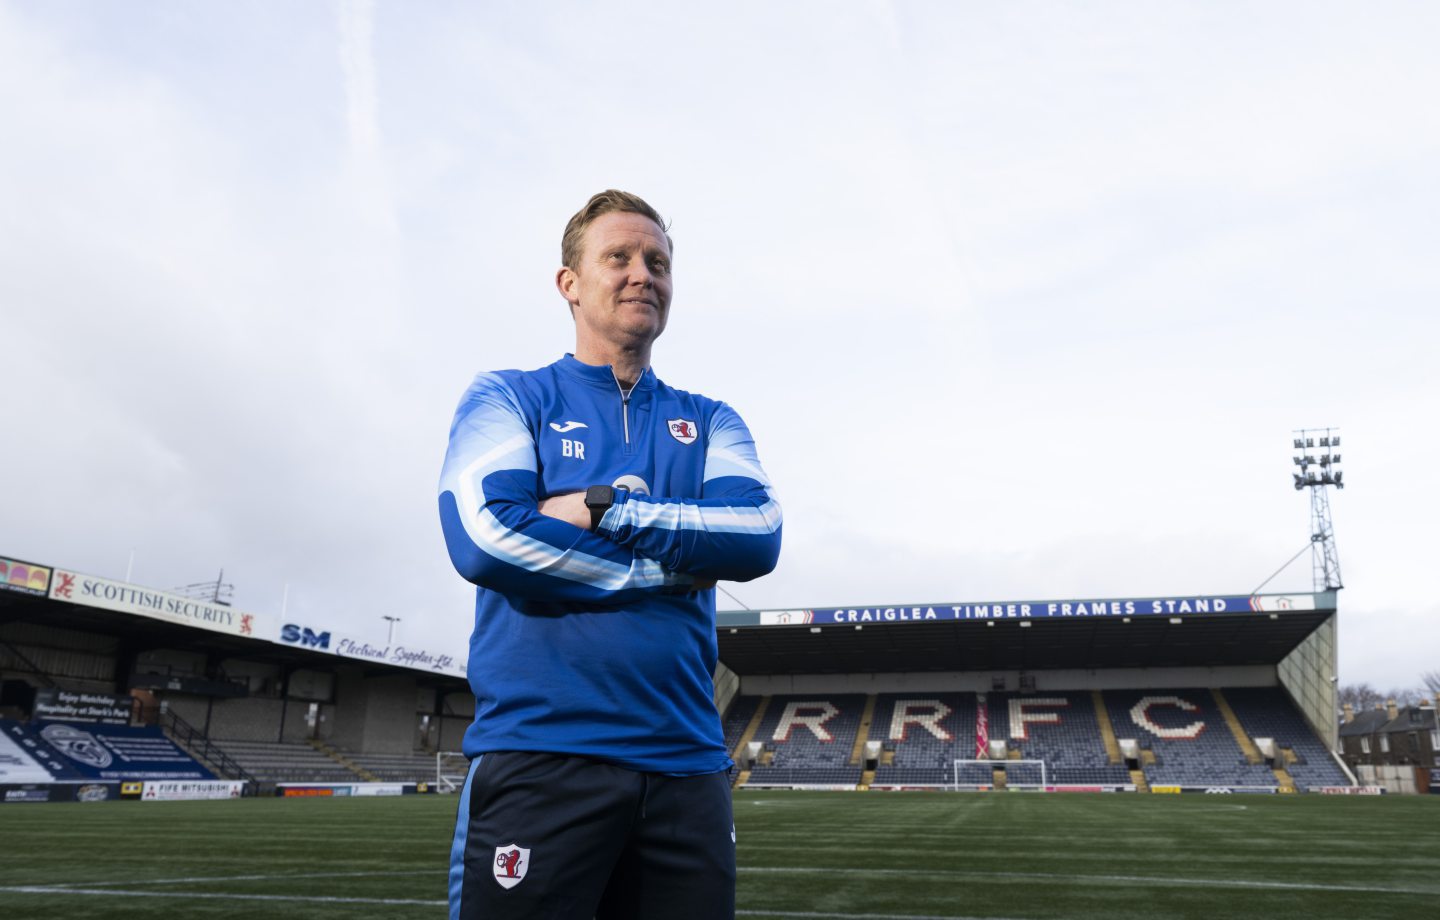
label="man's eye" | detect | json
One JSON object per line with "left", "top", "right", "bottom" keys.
{"left": 651, "top": 260, "right": 670, "bottom": 274}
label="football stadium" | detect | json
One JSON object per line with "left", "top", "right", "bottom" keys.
{"left": 3, "top": 552, "right": 1438, "bottom": 919}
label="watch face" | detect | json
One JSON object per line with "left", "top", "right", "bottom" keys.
{"left": 585, "top": 485, "right": 613, "bottom": 508}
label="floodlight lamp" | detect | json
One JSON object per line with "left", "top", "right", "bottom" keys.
{"left": 809, "top": 626, "right": 821, "bottom": 634}
{"left": 1306, "top": 438, "right": 1315, "bottom": 447}
{"left": 1319, "top": 437, "right": 1330, "bottom": 447}
{"left": 1335, "top": 471, "right": 1344, "bottom": 488}
{"left": 1305, "top": 455, "right": 1317, "bottom": 466}
{"left": 1293, "top": 474, "right": 1305, "bottom": 490}
{"left": 1292, "top": 439, "right": 1304, "bottom": 450}
{"left": 1169, "top": 617, "right": 1183, "bottom": 625}
{"left": 1019, "top": 621, "right": 1032, "bottom": 628}
{"left": 1292, "top": 456, "right": 1303, "bottom": 466}
{"left": 1320, "top": 454, "right": 1331, "bottom": 466}
{"left": 1332, "top": 436, "right": 1341, "bottom": 447}
{"left": 1332, "top": 454, "right": 1341, "bottom": 464}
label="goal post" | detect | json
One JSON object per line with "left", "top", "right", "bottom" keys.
{"left": 951, "top": 758, "right": 1048, "bottom": 791}
{"left": 436, "top": 751, "right": 468, "bottom": 793}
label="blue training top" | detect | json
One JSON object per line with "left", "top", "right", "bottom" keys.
{"left": 438, "top": 355, "right": 783, "bottom": 774}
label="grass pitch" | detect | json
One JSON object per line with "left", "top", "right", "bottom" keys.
{"left": 0, "top": 790, "right": 1436, "bottom": 919}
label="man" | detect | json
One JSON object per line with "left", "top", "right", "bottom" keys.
{"left": 438, "top": 189, "right": 782, "bottom": 919}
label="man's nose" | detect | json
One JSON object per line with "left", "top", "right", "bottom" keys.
{"left": 626, "top": 261, "right": 653, "bottom": 287}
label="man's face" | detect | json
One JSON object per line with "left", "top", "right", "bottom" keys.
{"left": 559, "top": 211, "right": 673, "bottom": 350}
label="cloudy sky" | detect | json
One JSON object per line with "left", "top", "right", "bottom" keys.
{"left": 1, "top": 1, "right": 1435, "bottom": 690}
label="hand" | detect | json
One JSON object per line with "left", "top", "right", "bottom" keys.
{"left": 538, "top": 491, "right": 593, "bottom": 530}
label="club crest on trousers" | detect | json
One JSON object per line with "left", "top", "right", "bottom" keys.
{"left": 494, "top": 843, "right": 529, "bottom": 889}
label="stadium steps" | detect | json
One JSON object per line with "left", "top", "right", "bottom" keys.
{"left": 309, "top": 739, "right": 377, "bottom": 781}
{"left": 992, "top": 767, "right": 1006, "bottom": 790}
{"left": 731, "top": 768, "right": 751, "bottom": 791}
{"left": 1272, "top": 767, "right": 1297, "bottom": 792}
{"left": 1091, "top": 690, "right": 1123, "bottom": 764}
{"left": 858, "top": 768, "right": 875, "bottom": 790}
{"left": 729, "top": 695, "right": 772, "bottom": 763}
{"left": 849, "top": 694, "right": 877, "bottom": 765}
{"left": 1210, "top": 689, "right": 1264, "bottom": 765}
{"left": 1129, "top": 768, "right": 1149, "bottom": 792}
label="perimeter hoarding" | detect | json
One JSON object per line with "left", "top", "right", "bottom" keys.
{"left": 722, "top": 591, "right": 1331, "bottom": 628}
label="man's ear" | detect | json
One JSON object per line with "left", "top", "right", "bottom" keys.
{"left": 556, "top": 266, "right": 578, "bottom": 308}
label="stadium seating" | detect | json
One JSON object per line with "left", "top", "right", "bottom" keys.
{"left": 206, "top": 740, "right": 363, "bottom": 785}
{"left": 1104, "top": 689, "right": 1276, "bottom": 788}
{"left": 332, "top": 747, "right": 444, "bottom": 784}
{"left": 744, "top": 695, "right": 865, "bottom": 786}
{"left": 992, "top": 692, "right": 1131, "bottom": 786}
{"left": 721, "top": 694, "right": 761, "bottom": 756}
{"left": 1222, "top": 687, "right": 1350, "bottom": 789}
{"left": 870, "top": 693, "right": 976, "bottom": 787}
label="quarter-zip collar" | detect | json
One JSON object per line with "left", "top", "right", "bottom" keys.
{"left": 555, "top": 353, "right": 658, "bottom": 391}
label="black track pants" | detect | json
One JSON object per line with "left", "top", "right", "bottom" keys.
{"left": 449, "top": 751, "right": 735, "bottom": 919}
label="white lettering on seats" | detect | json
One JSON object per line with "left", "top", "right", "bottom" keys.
{"left": 889, "top": 700, "right": 954, "bottom": 741}
{"left": 1130, "top": 695, "right": 1206, "bottom": 739}
{"left": 1009, "top": 698, "right": 1070, "bottom": 740}
{"left": 773, "top": 701, "right": 840, "bottom": 742}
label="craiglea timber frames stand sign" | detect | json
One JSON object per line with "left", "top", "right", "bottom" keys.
{"left": 738, "top": 592, "right": 1327, "bottom": 627}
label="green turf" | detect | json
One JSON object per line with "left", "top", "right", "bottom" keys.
{"left": 0, "top": 790, "right": 1436, "bottom": 919}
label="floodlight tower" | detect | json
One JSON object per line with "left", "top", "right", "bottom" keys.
{"left": 1291, "top": 428, "right": 1344, "bottom": 591}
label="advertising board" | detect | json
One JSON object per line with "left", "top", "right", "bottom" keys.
{"left": 141, "top": 780, "right": 245, "bottom": 801}
{"left": 749, "top": 592, "right": 1323, "bottom": 628}
{"left": 17, "top": 721, "right": 214, "bottom": 780}
{"left": 0, "top": 556, "right": 52, "bottom": 596}
{"left": 33, "top": 689, "right": 133, "bottom": 725}
{"left": 48, "top": 569, "right": 268, "bottom": 639}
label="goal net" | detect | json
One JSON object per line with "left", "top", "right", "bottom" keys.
{"left": 951, "top": 758, "right": 1048, "bottom": 791}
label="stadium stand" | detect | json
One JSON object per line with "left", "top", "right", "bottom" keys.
{"left": 743, "top": 694, "right": 866, "bottom": 787}
{"left": 205, "top": 740, "right": 363, "bottom": 785}
{"left": 334, "top": 747, "right": 446, "bottom": 783}
{"left": 870, "top": 693, "right": 975, "bottom": 787}
{"left": 1222, "top": 686, "right": 1350, "bottom": 789}
{"left": 993, "top": 692, "right": 1131, "bottom": 786}
{"left": 1105, "top": 689, "right": 1277, "bottom": 789}
{"left": 721, "top": 694, "right": 761, "bottom": 757}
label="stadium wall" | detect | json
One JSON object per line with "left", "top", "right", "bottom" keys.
{"left": 714, "top": 661, "right": 739, "bottom": 715}
{"left": 1277, "top": 614, "right": 1338, "bottom": 750}
{"left": 742, "top": 665, "right": 1278, "bottom": 696}
{"left": 329, "top": 670, "right": 417, "bottom": 754}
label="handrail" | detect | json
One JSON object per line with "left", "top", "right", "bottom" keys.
{"left": 156, "top": 705, "right": 258, "bottom": 790}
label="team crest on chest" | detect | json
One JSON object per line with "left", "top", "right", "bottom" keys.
{"left": 667, "top": 418, "right": 699, "bottom": 445}
{"left": 494, "top": 843, "right": 530, "bottom": 889}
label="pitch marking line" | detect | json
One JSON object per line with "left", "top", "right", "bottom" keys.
{"left": 36, "top": 869, "right": 436, "bottom": 889}
{"left": 0, "top": 887, "right": 1028, "bottom": 920}
{"left": 0, "top": 887, "right": 445, "bottom": 906}
{"left": 739, "top": 866, "right": 1437, "bottom": 896}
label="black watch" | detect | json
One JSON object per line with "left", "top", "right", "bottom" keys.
{"left": 584, "top": 485, "right": 616, "bottom": 530}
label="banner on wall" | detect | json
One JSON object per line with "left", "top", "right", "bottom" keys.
{"left": 47, "top": 569, "right": 267, "bottom": 639}
{"left": 33, "top": 689, "right": 133, "bottom": 725}
{"left": 749, "top": 593, "right": 1323, "bottom": 627}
